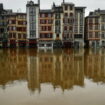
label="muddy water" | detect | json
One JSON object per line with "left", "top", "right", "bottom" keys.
{"left": 0, "top": 48, "right": 105, "bottom": 105}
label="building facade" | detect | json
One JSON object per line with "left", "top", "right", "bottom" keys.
{"left": 7, "top": 13, "right": 27, "bottom": 48}
{"left": 38, "top": 10, "right": 54, "bottom": 49}
{"left": 0, "top": 3, "right": 27, "bottom": 48}
{"left": 27, "top": 0, "right": 85, "bottom": 48}
{"left": 52, "top": 3, "right": 63, "bottom": 48}
{"left": 85, "top": 9, "right": 105, "bottom": 48}
{"left": 26, "top": 0, "right": 39, "bottom": 47}
{"left": 62, "top": 2, "right": 75, "bottom": 48}
{"left": 0, "top": 0, "right": 86, "bottom": 49}
{"left": 74, "top": 7, "right": 86, "bottom": 48}
{"left": 0, "top": 3, "right": 13, "bottom": 48}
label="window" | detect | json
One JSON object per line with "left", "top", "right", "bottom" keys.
{"left": 12, "top": 20, "right": 16, "bottom": 24}
{"left": 55, "top": 14, "right": 60, "bottom": 19}
{"left": 70, "top": 6, "right": 73, "bottom": 10}
{"left": 41, "top": 26, "right": 47, "bottom": 31}
{"left": 101, "top": 32, "right": 105, "bottom": 38}
{"left": 74, "top": 34, "right": 82, "bottom": 38}
{"left": 9, "top": 20, "right": 12, "bottom": 24}
{"left": 57, "top": 34, "right": 59, "bottom": 37}
{"left": 30, "top": 23, "right": 35, "bottom": 30}
{"left": 47, "top": 44, "right": 52, "bottom": 47}
{"left": 23, "top": 34, "right": 26, "bottom": 39}
{"left": 41, "top": 14, "right": 45, "bottom": 18}
{"left": 40, "top": 34, "right": 45, "bottom": 38}
{"left": 30, "top": 8, "right": 35, "bottom": 15}
{"left": 55, "top": 26, "right": 60, "bottom": 33}
{"left": 55, "top": 20, "right": 60, "bottom": 25}
{"left": 95, "top": 25, "right": 99, "bottom": 30}
{"left": 48, "top": 26, "right": 51, "bottom": 31}
{"left": 70, "top": 13, "right": 73, "bottom": 17}
{"left": 101, "top": 24, "right": 105, "bottom": 31}
{"left": 18, "top": 34, "right": 21, "bottom": 39}
{"left": 30, "top": 31, "right": 36, "bottom": 37}
{"left": 89, "top": 32, "right": 92, "bottom": 38}
{"left": 64, "top": 26, "right": 67, "bottom": 30}
{"left": 101, "top": 16, "right": 105, "bottom": 22}
{"left": 13, "top": 33, "right": 16, "bottom": 38}
{"left": 80, "top": 27, "right": 83, "bottom": 33}
{"left": 13, "top": 26, "right": 16, "bottom": 31}
{"left": 64, "top": 13, "right": 68, "bottom": 17}
{"left": 74, "top": 27, "right": 78, "bottom": 33}
{"left": 89, "top": 18, "right": 93, "bottom": 23}
{"left": 95, "top": 32, "right": 99, "bottom": 38}
{"left": 9, "top": 33, "right": 12, "bottom": 38}
{"left": 40, "top": 44, "right": 44, "bottom": 47}
{"left": 69, "top": 26, "right": 72, "bottom": 30}
{"left": 89, "top": 25, "right": 93, "bottom": 30}
{"left": 48, "top": 14, "right": 52, "bottom": 17}
{"left": 63, "top": 18, "right": 68, "bottom": 23}
{"left": 80, "top": 14, "right": 83, "bottom": 25}
{"left": 95, "top": 18, "right": 99, "bottom": 23}
{"left": 23, "top": 21, "right": 26, "bottom": 25}
{"left": 65, "top": 6, "right": 68, "bottom": 10}
{"left": 45, "top": 14, "right": 48, "bottom": 17}
{"left": 48, "top": 20, "right": 52, "bottom": 24}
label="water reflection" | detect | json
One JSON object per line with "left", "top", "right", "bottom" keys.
{"left": 0, "top": 48, "right": 105, "bottom": 93}
{"left": 85, "top": 49, "right": 105, "bottom": 83}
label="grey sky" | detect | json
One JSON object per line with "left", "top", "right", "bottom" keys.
{"left": 0, "top": 0, "right": 105, "bottom": 15}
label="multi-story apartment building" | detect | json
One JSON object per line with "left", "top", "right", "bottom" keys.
{"left": 62, "top": 2, "right": 75, "bottom": 48}
{"left": 26, "top": 0, "right": 39, "bottom": 47}
{"left": 85, "top": 9, "right": 105, "bottom": 48}
{"left": 1, "top": 0, "right": 86, "bottom": 49}
{"left": 0, "top": 3, "right": 12, "bottom": 48}
{"left": 74, "top": 7, "right": 86, "bottom": 48}
{"left": 26, "top": 0, "right": 86, "bottom": 49}
{"left": 38, "top": 10, "right": 54, "bottom": 48}
{"left": 7, "top": 13, "right": 27, "bottom": 47}
{"left": 52, "top": 3, "right": 63, "bottom": 48}
{"left": 0, "top": 3, "right": 27, "bottom": 48}
{"left": 61, "top": 2, "right": 86, "bottom": 48}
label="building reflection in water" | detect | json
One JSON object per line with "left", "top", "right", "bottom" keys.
{"left": 85, "top": 49, "right": 105, "bottom": 83}
{"left": 0, "top": 49, "right": 28, "bottom": 89}
{"left": 0, "top": 48, "right": 105, "bottom": 93}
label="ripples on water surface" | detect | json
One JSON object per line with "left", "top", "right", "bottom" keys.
{"left": 0, "top": 48, "right": 105, "bottom": 105}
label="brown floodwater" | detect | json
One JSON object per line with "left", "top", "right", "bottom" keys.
{"left": 0, "top": 48, "right": 105, "bottom": 105}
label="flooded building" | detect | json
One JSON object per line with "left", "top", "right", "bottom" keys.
{"left": 62, "top": 2, "right": 75, "bottom": 48}
{"left": 26, "top": 0, "right": 40, "bottom": 47}
{"left": 1, "top": 0, "right": 86, "bottom": 48}
{"left": 7, "top": 13, "right": 27, "bottom": 48}
{"left": 26, "top": 0, "right": 86, "bottom": 49}
{"left": 74, "top": 7, "right": 86, "bottom": 48}
{"left": 38, "top": 10, "right": 54, "bottom": 49}
{"left": 0, "top": 3, "right": 12, "bottom": 48}
{"left": 85, "top": 9, "right": 105, "bottom": 48}
{"left": 62, "top": 1, "right": 86, "bottom": 48}
{"left": 52, "top": 3, "right": 63, "bottom": 48}
{"left": 0, "top": 3, "right": 27, "bottom": 48}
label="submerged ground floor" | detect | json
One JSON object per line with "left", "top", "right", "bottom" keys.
{"left": 0, "top": 39, "right": 85, "bottom": 49}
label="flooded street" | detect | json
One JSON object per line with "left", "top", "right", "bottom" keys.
{"left": 0, "top": 48, "right": 105, "bottom": 105}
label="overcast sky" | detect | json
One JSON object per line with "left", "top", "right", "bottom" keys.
{"left": 0, "top": 0, "right": 105, "bottom": 15}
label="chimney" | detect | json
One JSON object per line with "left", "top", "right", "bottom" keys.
{"left": 63, "top": 0, "right": 65, "bottom": 3}
{"left": 38, "top": 0, "right": 40, "bottom": 6}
